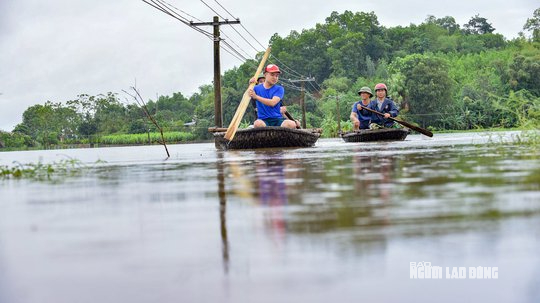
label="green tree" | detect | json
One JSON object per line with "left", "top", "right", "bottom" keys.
{"left": 523, "top": 8, "right": 540, "bottom": 42}
{"left": 128, "top": 119, "right": 149, "bottom": 134}
{"left": 78, "top": 115, "right": 98, "bottom": 138}
{"left": 506, "top": 54, "right": 540, "bottom": 96}
{"left": 426, "top": 15, "right": 460, "bottom": 35}
{"left": 463, "top": 14, "right": 495, "bottom": 35}
{"left": 17, "top": 103, "right": 57, "bottom": 147}
{"left": 93, "top": 93, "right": 127, "bottom": 134}
{"left": 390, "top": 54, "right": 453, "bottom": 127}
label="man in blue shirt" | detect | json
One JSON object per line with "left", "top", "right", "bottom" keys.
{"left": 249, "top": 64, "right": 297, "bottom": 128}
{"left": 369, "top": 83, "right": 399, "bottom": 128}
{"left": 350, "top": 86, "right": 374, "bottom": 130}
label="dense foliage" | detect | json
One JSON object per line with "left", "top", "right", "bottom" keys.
{"left": 2, "top": 9, "right": 540, "bottom": 149}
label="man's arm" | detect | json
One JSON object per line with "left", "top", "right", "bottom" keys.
{"left": 388, "top": 101, "right": 399, "bottom": 117}
{"left": 249, "top": 91, "right": 281, "bottom": 107}
{"left": 350, "top": 111, "right": 359, "bottom": 122}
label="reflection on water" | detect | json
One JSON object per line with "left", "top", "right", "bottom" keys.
{"left": 217, "top": 152, "right": 229, "bottom": 274}
{"left": 1, "top": 133, "right": 540, "bottom": 303}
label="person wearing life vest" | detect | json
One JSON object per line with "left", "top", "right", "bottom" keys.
{"left": 248, "top": 64, "right": 297, "bottom": 128}
{"left": 350, "top": 86, "right": 374, "bottom": 130}
{"left": 369, "top": 83, "right": 399, "bottom": 129}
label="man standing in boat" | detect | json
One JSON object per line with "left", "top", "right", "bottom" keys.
{"left": 369, "top": 83, "right": 399, "bottom": 129}
{"left": 350, "top": 86, "right": 374, "bottom": 130}
{"left": 249, "top": 64, "right": 298, "bottom": 128}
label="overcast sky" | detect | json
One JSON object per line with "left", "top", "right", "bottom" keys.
{"left": 0, "top": 0, "right": 537, "bottom": 131}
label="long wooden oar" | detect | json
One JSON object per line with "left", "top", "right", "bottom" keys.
{"left": 283, "top": 111, "right": 301, "bottom": 129}
{"left": 359, "top": 105, "right": 433, "bottom": 137}
{"left": 224, "top": 47, "right": 271, "bottom": 141}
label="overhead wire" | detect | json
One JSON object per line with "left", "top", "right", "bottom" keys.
{"left": 143, "top": 0, "right": 214, "bottom": 38}
{"left": 213, "top": 0, "right": 267, "bottom": 50}
{"left": 220, "top": 28, "right": 254, "bottom": 59}
{"left": 220, "top": 42, "right": 249, "bottom": 63}
{"left": 145, "top": 0, "right": 323, "bottom": 95}
{"left": 160, "top": 0, "right": 204, "bottom": 22}
{"left": 144, "top": 0, "right": 250, "bottom": 64}
{"left": 279, "top": 80, "right": 317, "bottom": 100}
{"left": 220, "top": 39, "right": 250, "bottom": 62}
{"left": 199, "top": 0, "right": 227, "bottom": 21}
{"left": 206, "top": 0, "right": 324, "bottom": 94}
{"left": 199, "top": 0, "right": 260, "bottom": 63}
{"left": 200, "top": 0, "right": 260, "bottom": 54}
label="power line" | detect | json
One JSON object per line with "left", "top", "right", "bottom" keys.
{"left": 202, "top": 0, "right": 262, "bottom": 54}
{"left": 199, "top": 0, "right": 228, "bottom": 21}
{"left": 200, "top": 0, "right": 261, "bottom": 55}
{"left": 143, "top": 0, "right": 214, "bottom": 38}
{"left": 280, "top": 81, "right": 316, "bottom": 100}
{"left": 145, "top": 0, "right": 323, "bottom": 99}
{"left": 160, "top": 0, "right": 204, "bottom": 22}
{"left": 220, "top": 41, "right": 248, "bottom": 63}
{"left": 225, "top": 22, "right": 261, "bottom": 53}
{"left": 268, "top": 55, "right": 322, "bottom": 93}
{"left": 213, "top": 0, "right": 267, "bottom": 50}
{"left": 213, "top": 0, "right": 237, "bottom": 21}
{"left": 207, "top": 0, "right": 324, "bottom": 95}
{"left": 220, "top": 39, "right": 249, "bottom": 62}
{"left": 220, "top": 28, "right": 254, "bottom": 59}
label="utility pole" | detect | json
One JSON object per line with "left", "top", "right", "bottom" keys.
{"left": 288, "top": 77, "right": 315, "bottom": 128}
{"left": 191, "top": 17, "right": 240, "bottom": 127}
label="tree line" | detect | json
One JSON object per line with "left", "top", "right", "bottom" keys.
{"left": 2, "top": 9, "right": 540, "bottom": 148}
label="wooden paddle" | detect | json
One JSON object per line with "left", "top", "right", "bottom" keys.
{"left": 284, "top": 111, "right": 301, "bottom": 129}
{"left": 359, "top": 105, "right": 433, "bottom": 137}
{"left": 224, "top": 47, "right": 271, "bottom": 141}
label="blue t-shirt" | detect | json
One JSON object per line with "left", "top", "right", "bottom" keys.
{"left": 253, "top": 84, "right": 284, "bottom": 120}
{"left": 351, "top": 101, "right": 374, "bottom": 129}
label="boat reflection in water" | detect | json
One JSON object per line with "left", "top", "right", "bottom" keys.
{"left": 215, "top": 151, "right": 296, "bottom": 273}
{"left": 254, "top": 152, "right": 291, "bottom": 242}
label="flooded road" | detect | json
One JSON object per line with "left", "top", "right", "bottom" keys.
{"left": 1, "top": 131, "right": 539, "bottom": 303}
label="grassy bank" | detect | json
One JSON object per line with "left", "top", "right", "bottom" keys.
{"left": 98, "top": 131, "right": 195, "bottom": 145}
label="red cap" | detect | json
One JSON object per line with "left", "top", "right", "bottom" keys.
{"left": 265, "top": 64, "right": 281, "bottom": 74}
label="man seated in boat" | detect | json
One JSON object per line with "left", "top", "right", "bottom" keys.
{"left": 369, "top": 83, "right": 399, "bottom": 129}
{"left": 248, "top": 64, "right": 298, "bottom": 129}
{"left": 350, "top": 86, "right": 374, "bottom": 130}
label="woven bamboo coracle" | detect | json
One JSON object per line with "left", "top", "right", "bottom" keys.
{"left": 214, "top": 127, "right": 321, "bottom": 150}
{"left": 340, "top": 128, "right": 409, "bottom": 142}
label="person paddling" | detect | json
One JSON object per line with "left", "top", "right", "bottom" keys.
{"left": 248, "top": 64, "right": 297, "bottom": 129}
{"left": 369, "top": 83, "right": 399, "bottom": 129}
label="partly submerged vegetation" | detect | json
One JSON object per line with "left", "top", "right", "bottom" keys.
{"left": 510, "top": 130, "right": 540, "bottom": 146}
{"left": 0, "top": 158, "right": 104, "bottom": 180}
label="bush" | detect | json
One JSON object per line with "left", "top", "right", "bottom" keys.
{"left": 0, "top": 131, "right": 35, "bottom": 149}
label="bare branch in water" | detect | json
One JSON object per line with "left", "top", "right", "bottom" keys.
{"left": 123, "top": 87, "right": 170, "bottom": 158}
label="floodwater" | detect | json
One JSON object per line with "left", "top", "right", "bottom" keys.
{"left": 1, "top": 131, "right": 539, "bottom": 303}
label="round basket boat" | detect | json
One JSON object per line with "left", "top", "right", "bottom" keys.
{"left": 340, "top": 128, "right": 409, "bottom": 143}
{"left": 213, "top": 127, "right": 321, "bottom": 150}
